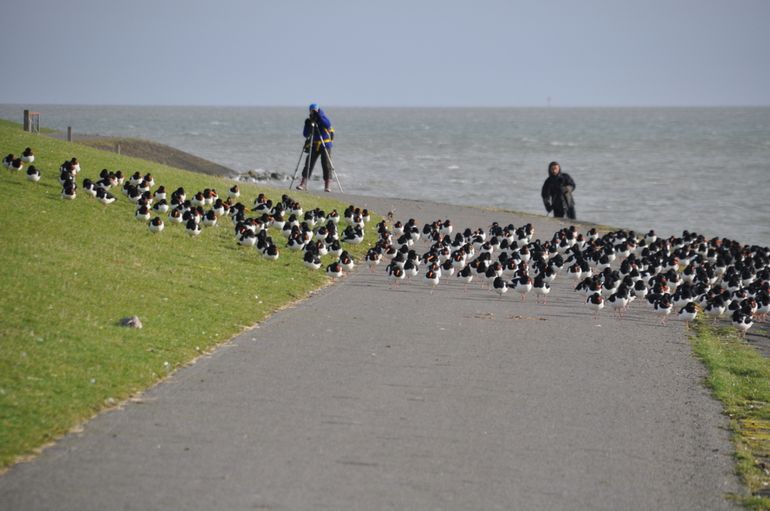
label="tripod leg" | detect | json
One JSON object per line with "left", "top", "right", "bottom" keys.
{"left": 289, "top": 136, "right": 311, "bottom": 190}
{"left": 332, "top": 166, "right": 343, "bottom": 192}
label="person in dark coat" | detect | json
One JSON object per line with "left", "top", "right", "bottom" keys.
{"left": 541, "top": 161, "right": 576, "bottom": 219}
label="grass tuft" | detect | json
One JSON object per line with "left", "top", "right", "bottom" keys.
{"left": 692, "top": 320, "right": 770, "bottom": 509}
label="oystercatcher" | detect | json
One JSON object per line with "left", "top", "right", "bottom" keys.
{"left": 148, "top": 216, "right": 164, "bottom": 233}
{"left": 678, "top": 302, "right": 698, "bottom": 329}
{"left": 586, "top": 292, "right": 605, "bottom": 320}
{"left": 26, "top": 165, "right": 40, "bottom": 182}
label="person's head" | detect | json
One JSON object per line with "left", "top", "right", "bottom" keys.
{"left": 548, "top": 161, "right": 561, "bottom": 176}
{"left": 309, "top": 103, "right": 319, "bottom": 113}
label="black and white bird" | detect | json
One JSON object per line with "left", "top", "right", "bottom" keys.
{"left": 732, "top": 309, "right": 753, "bottom": 338}
{"left": 533, "top": 275, "right": 551, "bottom": 304}
{"left": 148, "top": 216, "right": 164, "bottom": 233}
{"left": 492, "top": 276, "right": 508, "bottom": 298}
{"left": 326, "top": 261, "right": 343, "bottom": 279}
{"left": 26, "top": 165, "right": 41, "bottom": 182}
{"left": 511, "top": 275, "right": 533, "bottom": 302}
{"left": 586, "top": 292, "right": 605, "bottom": 319}
{"left": 185, "top": 218, "right": 202, "bottom": 237}
{"left": 654, "top": 296, "right": 673, "bottom": 325}
{"left": 678, "top": 302, "right": 698, "bottom": 329}
{"left": 303, "top": 250, "right": 322, "bottom": 270}
{"left": 387, "top": 264, "right": 405, "bottom": 287}
{"left": 96, "top": 188, "right": 116, "bottom": 205}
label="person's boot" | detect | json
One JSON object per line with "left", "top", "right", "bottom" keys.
{"left": 324, "top": 179, "right": 331, "bottom": 192}
{"left": 295, "top": 177, "right": 306, "bottom": 191}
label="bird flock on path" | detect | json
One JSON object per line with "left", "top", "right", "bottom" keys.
{"left": 5, "top": 147, "right": 372, "bottom": 278}
{"left": 7, "top": 146, "right": 769, "bottom": 339}
{"left": 362, "top": 215, "right": 770, "bottom": 339}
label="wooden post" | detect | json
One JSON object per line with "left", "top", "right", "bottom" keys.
{"left": 67, "top": 126, "right": 72, "bottom": 142}
{"left": 23, "top": 110, "right": 30, "bottom": 131}
{"left": 116, "top": 143, "right": 121, "bottom": 155}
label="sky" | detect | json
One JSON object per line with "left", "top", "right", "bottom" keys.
{"left": 2, "top": 0, "right": 769, "bottom": 107}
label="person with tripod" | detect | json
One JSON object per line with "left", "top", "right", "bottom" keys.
{"left": 296, "top": 103, "right": 335, "bottom": 192}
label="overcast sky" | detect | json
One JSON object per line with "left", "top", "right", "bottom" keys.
{"left": 2, "top": 0, "right": 769, "bottom": 107}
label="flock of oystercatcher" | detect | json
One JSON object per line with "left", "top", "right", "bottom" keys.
{"left": 364, "top": 215, "right": 769, "bottom": 338}
{"left": 5, "top": 147, "right": 372, "bottom": 278}
{"left": 7, "top": 146, "right": 769, "bottom": 339}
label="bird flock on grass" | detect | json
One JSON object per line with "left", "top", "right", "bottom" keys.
{"left": 7, "top": 147, "right": 769, "bottom": 339}
{"left": 6, "top": 148, "right": 372, "bottom": 279}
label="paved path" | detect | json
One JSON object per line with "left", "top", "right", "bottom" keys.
{"left": 0, "top": 193, "right": 741, "bottom": 510}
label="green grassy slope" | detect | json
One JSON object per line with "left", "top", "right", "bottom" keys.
{"left": 0, "top": 119, "right": 378, "bottom": 468}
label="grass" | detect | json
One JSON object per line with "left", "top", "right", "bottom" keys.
{"left": 692, "top": 320, "right": 770, "bottom": 509}
{"left": 0, "top": 119, "right": 379, "bottom": 469}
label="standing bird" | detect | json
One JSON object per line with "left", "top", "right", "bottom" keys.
{"left": 678, "top": 302, "right": 698, "bottom": 329}
{"left": 424, "top": 268, "right": 440, "bottom": 292}
{"left": 365, "top": 248, "right": 382, "bottom": 272}
{"left": 457, "top": 265, "right": 474, "bottom": 291}
{"left": 511, "top": 274, "right": 533, "bottom": 302}
{"left": 654, "top": 296, "right": 673, "bottom": 325}
{"left": 533, "top": 275, "right": 551, "bottom": 304}
{"left": 387, "top": 264, "right": 405, "bottom": 287}
{"left": 732, "top": 309, "right": 753, "bottom": 338}
{"left": 492, "top": 276, "right": 508, "bottom": 298}
{"left": 607, "top": 286, "right": 631, "bottom": 318}
{"left": 586, "top": 292, "right": 605, "bottom": 320}
{"left": 704, "top": 297, "right": 726, "bottom": 324}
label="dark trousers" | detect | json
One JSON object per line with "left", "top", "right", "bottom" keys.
{"left": 302, "top": 146, "right": 332, "bottom": 181}
{"left": 554, "top": 206, "right": 576, "bottom": 220}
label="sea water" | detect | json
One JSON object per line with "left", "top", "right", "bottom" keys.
{"left": 2, "top": 105, "right": 769, "bottom": 246}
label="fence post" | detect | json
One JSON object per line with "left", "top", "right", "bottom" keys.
{"left": 23, "top": 110, "right": 30, "bottom": 131}
{"left": 67, "top": 126, "right": 72, "bottom": 142}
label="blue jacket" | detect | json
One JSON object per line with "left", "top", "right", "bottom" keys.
{"left": 303, "top": 108, "right": 334, "bottom": 151}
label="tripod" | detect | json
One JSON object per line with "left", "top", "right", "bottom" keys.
{"left": 288, "top": 123, "right": 344, "bottom": 192}
{"left": 289, "top": 133, "right": 312, "bottom": 190}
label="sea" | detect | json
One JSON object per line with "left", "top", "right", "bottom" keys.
{"left": 2, "top": 105, "right": 769, "bottom": 247}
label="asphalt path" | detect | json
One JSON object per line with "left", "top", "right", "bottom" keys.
{"left": 0, "top": 193, "right": 741, "bottom": 510}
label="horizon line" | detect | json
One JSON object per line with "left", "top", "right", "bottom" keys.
{"left": 2, "top": 102, "right": 770, "bottom": 109}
